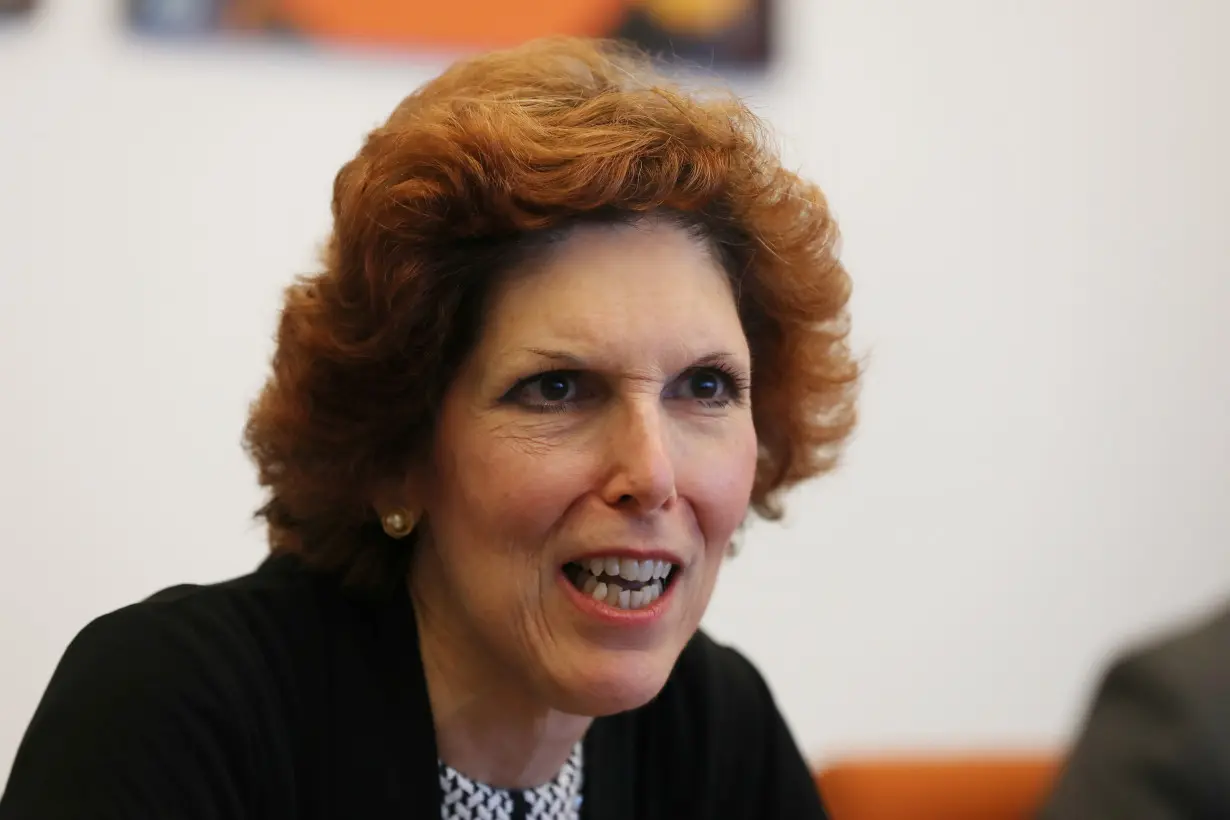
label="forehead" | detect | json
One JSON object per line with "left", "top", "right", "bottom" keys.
{"left": 477, "top": 220, "right": 747, "bottom": 359}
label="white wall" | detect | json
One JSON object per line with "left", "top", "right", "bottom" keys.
{"left": 2, "top": 0, "right": 1228, "bottom": 778}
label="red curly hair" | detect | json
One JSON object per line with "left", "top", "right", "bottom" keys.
{"left": 244, "top": 37, "right": 858, "bottom": 589}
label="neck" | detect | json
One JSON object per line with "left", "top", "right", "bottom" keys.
{"left": 409, "top": 560, "right": 592, "bottom": 789}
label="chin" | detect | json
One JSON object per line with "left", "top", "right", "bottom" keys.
{"left": 546, "top": 651, "right": 678, "bottom": 717}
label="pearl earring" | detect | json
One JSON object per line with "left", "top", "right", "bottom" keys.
{"left": 382, "top": 509, "right": 417, "bottom": 539}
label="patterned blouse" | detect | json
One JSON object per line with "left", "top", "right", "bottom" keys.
{"left": 439, "top": 742, "right": 584, "bottom": 820}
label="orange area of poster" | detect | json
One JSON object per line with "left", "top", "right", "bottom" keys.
{"left": 631, "top": 0, "right": 749, "bottom": 37}
{"left": 274, "top": 0, "right": 632, "bottom": 48}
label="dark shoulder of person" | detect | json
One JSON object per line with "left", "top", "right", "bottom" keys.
{"left": 1039, "top": 603, "right": 1230, "bottom": 820}
{"left": 0, "top": 555, "right": 419, "bottom": 820}
{"left": 590, "top": 630, "right": 829, "bottom": 819}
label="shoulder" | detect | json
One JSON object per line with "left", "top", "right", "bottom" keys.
{"left": 50, "top": 553, "right": 391, "bottom": 726}
{"left": 65, "top": 555, "right": 334, "bottom": 681}
{"left": 0, "top": 560, "right": 309, "bottom": 817}
{"left": 0, "top": 556, "right": 380, "bottom": 818}
{"left": 636, "top": 629, "right": 779, "bottom": 758}
{"left": 26, "top": 555, "right": 339, "bottom": 742}
{"left": 1041, "top": 603, "right": 1230, "bottom": 819}
{"left": 638, "top": 630, "right": 827, "bottom": 816}
{"left": 609, "top": 630, "right": 775, "bottom": 765}
{"left": 1100, "top": 602, "right": 1230, "bottom": 737}
{"left": 1119, "top": 603, "right": 1230, "bottom": 692}
{"left": 1115, "top": 603, "right": 1230, "bottom": 752}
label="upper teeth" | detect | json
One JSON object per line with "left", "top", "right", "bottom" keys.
{"left": 587, "top": 557, "right": 673, "bottom": 583}
{"left": 575, "top": 557, "right": 675, "bottom": 611}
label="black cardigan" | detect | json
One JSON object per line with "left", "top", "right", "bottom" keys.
{"left": 0, "top": 555, "right": 830, "bottom": 819}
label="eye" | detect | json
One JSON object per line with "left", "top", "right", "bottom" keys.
{"left": 685, "top": 369, "right": 724, "bottom": 400}
{"left": 507, "top": 370, "right": 591, "bottom": 410}
{"left": 669, "top": 366, "right": 745, "bottom": 405}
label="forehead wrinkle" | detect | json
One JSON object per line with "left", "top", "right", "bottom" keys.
{"left": 471, "top": 235, "right": 750, "bottom": 382}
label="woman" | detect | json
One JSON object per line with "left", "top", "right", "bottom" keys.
{"left": 0, "top": 37, "right": 856, "bottom": 819}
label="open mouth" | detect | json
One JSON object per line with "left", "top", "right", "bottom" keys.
{"left": 563, "top": 557, "right": 678, "bottom": 611}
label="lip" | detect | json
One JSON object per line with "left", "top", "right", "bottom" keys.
{"left": 564, "top": 548, "right": 685, "bottom": 567}
{"left": 556, "top": 563, "right": 680, "bottom": 626}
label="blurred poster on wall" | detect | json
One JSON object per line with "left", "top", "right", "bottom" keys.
{"left": 126, "top": 0, "right": 773, "bottom": 68}
{"left": 0, "top": 0, "right": 36, "bottom": 17}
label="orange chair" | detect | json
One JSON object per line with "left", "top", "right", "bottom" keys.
{"left": 815, "top": 754, "right": 1061, "bottom": 820}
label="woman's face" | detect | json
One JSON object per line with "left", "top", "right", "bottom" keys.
{"left": 412, "top": 218, "right": 758, "bottom": 717}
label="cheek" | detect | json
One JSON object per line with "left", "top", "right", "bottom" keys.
{"left": 439, "top": 429, "right": 589, "bottom": 542}
{"left": 682, "top": 422, "right": 758, "bottom": 544}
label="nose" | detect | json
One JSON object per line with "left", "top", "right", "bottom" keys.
{"left": 599, "top": 402, "right": 677, "bottom": 513}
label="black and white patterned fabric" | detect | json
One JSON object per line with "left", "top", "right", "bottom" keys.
{"left": 439, "top": 742, "right": 583, "bottom": 820}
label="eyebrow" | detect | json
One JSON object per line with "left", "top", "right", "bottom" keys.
{"left": 522, "top": 348, "right": 747, "bottom": 371}
{"left": 523, "top": 348, "right": 588, "bottom": 368}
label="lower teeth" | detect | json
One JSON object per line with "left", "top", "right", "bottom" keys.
{"left": 575, "top": 569, "right": 664, "bottom": 610}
